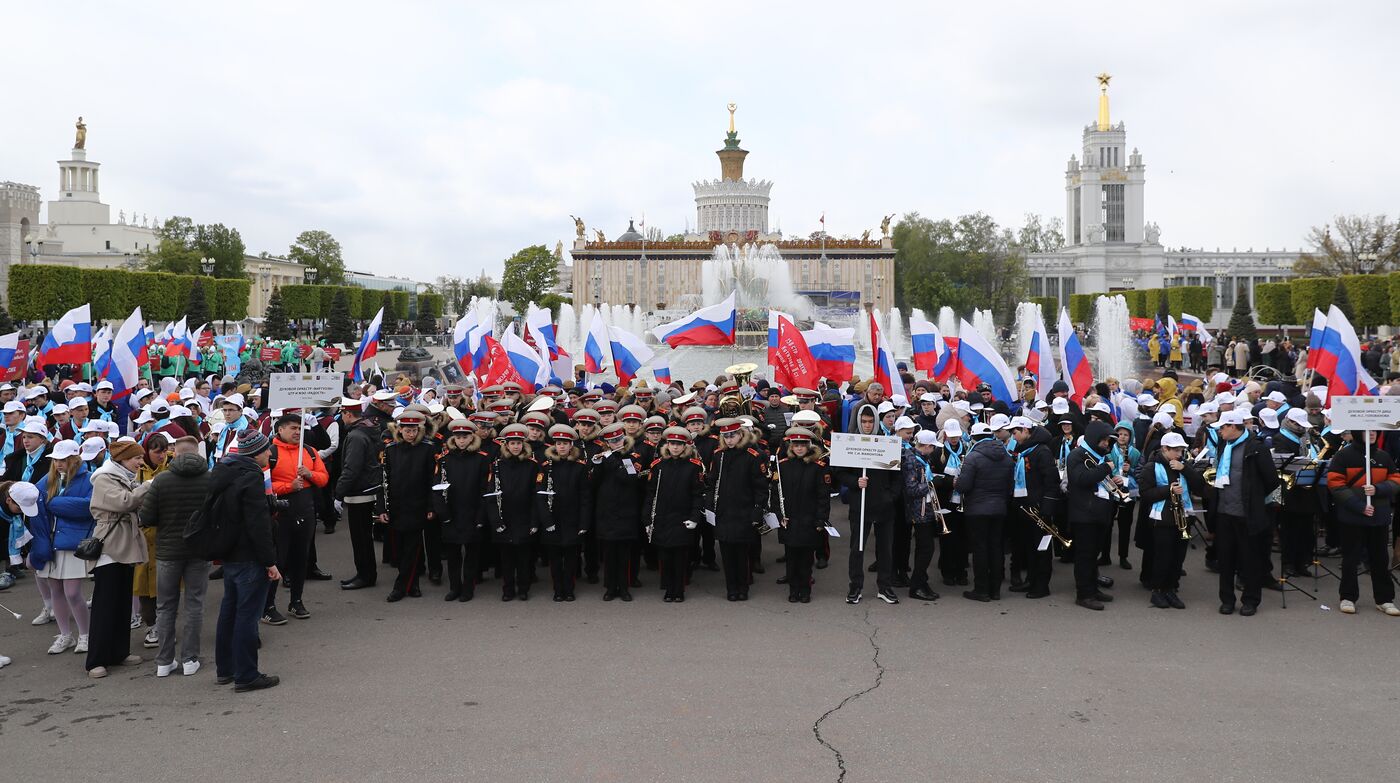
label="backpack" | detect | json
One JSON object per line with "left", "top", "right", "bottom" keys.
{"left": 183, "top": 485, "right": 239, "bottom": 561}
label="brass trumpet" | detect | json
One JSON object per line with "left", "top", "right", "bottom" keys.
{"left": 1089, "top": 458, "right": 1133, "bottom": 505}
{"left": 1025, "top": 505, "right": 1071, "bottom": 548}
{"left": 1169, "top": 490, "right": 1190, "bottom": 541}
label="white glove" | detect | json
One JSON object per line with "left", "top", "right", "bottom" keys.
{"left": 683, "top": 520, "right": 697, "bottom": 530}
{"left": 333, "top": 500, "right": 344, "bottom": 518}
{"left": 545, "top": 525, "right": 556, "bottom": 532}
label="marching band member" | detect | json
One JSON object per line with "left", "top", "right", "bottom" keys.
{"left": 1066, "top": 421, "right": 1120, "bottom": 611}
{"left": 706, "top": 417, "right": 769, "bottom": 602}
{"left": 645, "top": 427, "right": 704, "bottom": 603}
{"left": 772, "top": 427, "right": 831, "bottom": 604}
{"left": 485, "top": 424, "right": 539, "bottom": 602}
{"left": 902, "top": 428, "right": 946, "bottom": 602}
{"left": 378, "top": 410, "right": 437, "bottom": 603}
{"left": 955, "top": 421, "right": 1013, "bottom": 602}
{"left": 434, "top": 419, "right": 491, "bottom": 602}
{"left": 1209, "top": 410, "right": 1280, "bottom": 616}
{"left": 937, "top": 419, "right": 970, "bottom": 587}
{"left": 535, "top": 425, "right": 592, "bottom": 603}
{"left": 838, "top": 406, "right": 899, "bottom": 605}
{"left": 1137, "top": 431, "right": 1203, "bottom": 609}
{"left": 593, "top": 422, "right": 645, "bottom": 602}
{"left": 1008, "top": 416, "right": 1061, "bottom": 599}
{"left": 1274, "top": 408, "right": 1321, "bottom": 578}
{"left": 1106, "top": 422, "right": 1141, "bottom": 571}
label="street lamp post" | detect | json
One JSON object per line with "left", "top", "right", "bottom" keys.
{"left": 304, "top": 268, "right": 319, "bottom": 337}
{"left": 200, "top": 257, "right": 215, "bottom": 276}
{"left": 24, "top": 234, "right": 42, "bottom": 263}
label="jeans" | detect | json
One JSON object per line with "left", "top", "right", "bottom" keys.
{"left": 216, "top": 562, "right": 269, "bottom": 685}
{"left": 155, "top": 559, "right": 210, "bottom": 666}
{"left": 848, "top": 516, "right": 892, "bottom": 594}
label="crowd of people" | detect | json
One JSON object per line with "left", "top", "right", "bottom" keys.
{"left": 2, "top": 349, "right": 1398, "bottom": 691}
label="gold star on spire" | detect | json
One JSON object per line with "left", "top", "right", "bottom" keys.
{"left": 1096, "top": 73, "right": 1112, "bottom": 131}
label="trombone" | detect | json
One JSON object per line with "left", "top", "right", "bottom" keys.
{"left": 1025, "top": 505, "right": 1071, "bottom": 548}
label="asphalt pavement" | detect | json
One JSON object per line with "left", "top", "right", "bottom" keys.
{"left": 2, "top": 523, "right": 1395, "bottom": 782}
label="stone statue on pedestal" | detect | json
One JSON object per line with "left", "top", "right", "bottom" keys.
{"left": 75, "top": 116, "right": 87, "bottom": 149}
{"left": 593, "top": 229, "right": 606, "bottom": 243}
{"left": 881, "top": 214, "right": 894, "bottom": 238}
{"left": 570, "top": 215, "right": 585, "bottom": 239}
{"left": 1144, "top": 222, "right": 1161, "bottom": 244}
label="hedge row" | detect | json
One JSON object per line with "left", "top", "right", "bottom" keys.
{"left": 1069, "top": 293, "right": 1094, "bottom": 325}
{"left": 9, "top": 264, "right": 251, "bottom": 323}
{"left": 270, "top": 284, "right": 434, "bottom": 322}
{"left": 1029, "top": 296, "right": 1058, "bottom": 319}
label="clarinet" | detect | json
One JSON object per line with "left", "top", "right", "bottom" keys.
{"left": 647, "top": 460, "right": 660, "bottom": 543}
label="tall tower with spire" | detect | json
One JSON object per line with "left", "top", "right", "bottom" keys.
{"left": 1065, "top": 73, "right": 1145, "bottom": 247}
{"left": 692, "top": 103, "right": 772, "bottom": 236}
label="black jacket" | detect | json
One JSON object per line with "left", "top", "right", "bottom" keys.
{"left": 1016, "top": 425, "right": 1062, "bottom": 517}
{"left": 485, "top": 454, "right": 538, "bottom": 545}
{"left": 535, "top": 453, "right": 593, "bottom": 547}
{"left": 955, "top": 436, "right": 1014, "bottom": 517}
{"left": 645, "top": 454, "right": 705, "bottom": 549}
{"left": 705, "top": 433, "right": 770, "bottom": 543}
{"left": 208, "top": 454, "right": 277, "bottom": 567}
{"left": 1067, "top": 421, "right": 1118, "bottom": 526}
{"left": 772, "top": 455, "right": 831, "bottom": 549}
{"left": 592, "top": 439, "right": 647, "bottom": 542}
{"left": 335, "top": 416, "right": 383, "bottom": 502}
{"left": 3, "top": 446, "right": 51, "bottom": 483}
{"left": 138, "top": 452, "right": 209, "bottom": 561}
{"left": 1217, "top": 433, "right": 1283, "bottom": 534}
{"left": 381, "top": 434, "right": 438, "bottom": 531}
{"left": 1136, "top": 449, "right": 1206, "bottom": 528}
{"left": 434, "top": 444, "right": 491, "bottom": 545}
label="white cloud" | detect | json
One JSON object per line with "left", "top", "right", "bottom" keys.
{"left": 6, "top": 1, "right": 1399, "bottom": 282}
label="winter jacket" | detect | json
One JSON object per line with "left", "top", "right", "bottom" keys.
{"left": 705, "top": 430, "right": 770, "bottom": 543}
{"left": 1014, "top": 425, "right": 1062, "bottom": 517}
{"left": 434, "top": 441, "right": 491, "bottom": 545}
{"left": 1327, "top": 442, "right": 1400, "bottom": 527}
{"left": 206, "top": 454, "right": 277, "bottom": 567}
{"left": 381, "top": 428, "right": 439, "bottom": 532}
{"left": 1136, "top": 449, "right": 1206, "bottom": 528}
{"left": 954, "top": 436, "right": 1014, "bottom": 517}
{"left": 88, "top": 459, "right": 153, "bottom": 566}
{"left": 138, "top": 452, "right": 209, "bottom": 561}
{"left": 26, "top": 465, "right": 96, "bottom": 570}
{"left": 269, "top": 438, "right": 329, "bottom": 524}
{"left": 485, "top": 452, "right": 538, "bottom": 545}
{"left": 335, "top": 415, "right": 384, "bottom": 504}
{"left": 593, "top": 438, "right": 648, "bottom": 542}
{"left": 773, "top": 453, "right": 831, "bottom": 549}
{"left": 3, "top": 445, "right": 52, "bottom": 484}
{"left": 1066, "top": 421, "right": 1118, "bottom": 527}
{"left": 644, "top": 452, "right": 704, "bottom": 549}
{"left": 535, "top": 451, "right": 593, "bottom": 547}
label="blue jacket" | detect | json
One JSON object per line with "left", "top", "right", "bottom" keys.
{"left": 25, "top": 465, "right": 96, "bottom": 570}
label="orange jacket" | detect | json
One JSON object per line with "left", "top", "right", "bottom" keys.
{"left": 270, "top": 438, "right": 330, "bottom": 496}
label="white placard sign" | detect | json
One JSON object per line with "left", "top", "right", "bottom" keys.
{"left": 829, "top": 432, "right": 902, "bottom": 471}
{"left": 268, "top": 373, "right": 344, "bottom": 411}
{"left": 1328, "top": 395, "right": 1400, "bottom": 431}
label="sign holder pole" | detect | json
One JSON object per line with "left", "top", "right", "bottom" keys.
{"left": 1365, "top": 430, "right": 1373, "bottom": 509}
{"left": 858, "top": 468, "right": 867, "bottom": 552}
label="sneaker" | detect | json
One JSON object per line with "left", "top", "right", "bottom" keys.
{"left": 74, "top": 634, "right": 88, "bottom": 653}
{"left": 182, "top": 660, "right": 201, "bottom": 676}
{"left": 1340, "top": 599, "right": 1356, "bottom": 614}
{"left": 47, "top": 634, "right": 75, "bottom": 655}
{"left": 845, "top": 590, "right": 862, "bottom": 605}
{"left": 234, "top": 674, "right": 281, "bottom": 693}
{"left": 287, "top": 602, "right": 310, "bottom": 620}
{"left": 261, "top": 608, "right": 288, "bottom": 626}
{"left": 1378, "top": 603, "right": 1400, "bottom": 617}
{"left": 31, "top": 606, "right": 54, "bottom": 626}
{"left": 877, "top": 589, "right": 900, "bottom": 605}
{"left": 1165, "top": 592, "right": 1186, "bottom": 610}
{"left": 143, "top": 628, "right": 160, "bottom": 648}
{"left": 0, "top": 654, "right": 10, "bottom": 668}
{"left": 1149, "top": 591, "right": 1169, "bottom": 609}
{"left": 88, "top": 666, "right": 108, "bottom": 679}
{"left": 156, "top": 662, "right": 178, "bottom": 678}
{"left": 119, "top": 654, "right": 143, "bottom": 666}
{"left": 130, "top": 614, "right": 142, "bottom": 629}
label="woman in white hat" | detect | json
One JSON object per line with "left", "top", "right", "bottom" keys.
{"left": 25, "top": 440, "right": 96, "bottom": 654}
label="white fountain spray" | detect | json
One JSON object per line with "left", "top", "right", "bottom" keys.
{"left": 1092, "top": 294, "right": 1133, "bottom": 381}
{"left": 1014, "top": 301, "right": 1041, "bottom": 368}
{"left": 971, "top": 309, "right": 998, "bottom": 352}
{"left": 556, "top": 303, "right": 578, "bottom": 358}
{"left": 937, "top": 306, "right": 958, "bottom": 342}
{"left": 856, "top": 307, "right": 872, "bottom": 350}
{"left": 886, "top": 307, "right": 906, "bottom": 361}
{"left": 702, "top": 242, "right": 813, "bottom": 320}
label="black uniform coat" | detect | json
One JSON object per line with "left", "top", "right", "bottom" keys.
{"left": 535, "top": 450, "right": 593, "bottom": 547}
{"left": 705, "top": 430, "right": 769, "bottom": 544}
{"left": 1136, "top": 449, "right": 1206, "bottom": 528}
{"left": 380, "top": 426, "right": 438, "bottom": 532}
{"left": 1066, "top": 421, "right": 1118, "bottom": 527}
{"left": 644, "top": 451, "right": 704, "bottom": 549}
{"left": 485, "top": 451, "right": 539, "bottom": 545}
{"left": 592, "top": 437, "right": 646, "bottom": 542}
{"left": 773, "top": 453, "right": 832, "bottom": 549}
{"left": 434, "top": 440, "right": 491, "bottom": 545}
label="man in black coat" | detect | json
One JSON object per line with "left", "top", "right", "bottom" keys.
{"left": 1009, "top": 419, "right": 1062, "bottom": 599}
{"left": 334, "top": 399, "right": 384, "bottom": 590}
{"left": 955, "top": 422, "right": 1014, "bottom": 601}
{"left": 1210, "top": 410, "right": 1281, "bottom": 616}
{"left": 1066, "top": 420, "right": 1122, "bottom": 610}
{"left": 211, "top": 428, "right": 281, "bottom": 692}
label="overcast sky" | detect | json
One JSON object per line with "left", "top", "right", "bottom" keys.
{"left": 8, "top": 2, "right": 1397, "bottom": 282}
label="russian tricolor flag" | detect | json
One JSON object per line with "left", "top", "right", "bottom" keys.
{"left": 955, "top": 318, "right": 1015, "bottom": 403}
{"left": 351, "top": 307, "right": 384, "bottom": 383}
{"left": 1056, "top": 308, "right": 1093, "bottom": 405}
{"left": 108, "top": 307, "right": 148, "bottom": 400}
{"left": 452, "top": 311, "right": 482, "bottom": 374}
{"left": 869, "top": 311, "right": 906, "bottom": 401}
{"left": 0, "top": 332, "right": 19, "bottom": 372}
{"left": 1316, "top": 305, "right": 1378, "bottom": 397}
{"left": 235, "top": 323, "right": 247, "bottom": 353}
{"left": 608, "top": 325, "right": 654, "bottom": 387}
{"left": 802, "top": 323, "right": 855, "bottom": 383}
{"left": 38, "top": 304, "right": 92, "bottom": 366}
{"left": 652, "top": 291, "right": 736, "bottom": 347}
{"left": 525, "top": 304, "right": 561, "bottom": 360}
{"left": 1305, "top": 309, "right": 1326, "bottom": 372}
{"left": 653, "top": 364, "right": 672, "bottom": 386}
{"left": 1179, "top": 312, "right": 1203, "bottom": 332}
{"left": 164, "top": 317, "right": 191, "bottom": 358}
{"left": 584, "top": 309, "right": 613, "bottom": 374}
{"left": 909, "top": 315, "right": 945, "bottom": 377}
{"left": 1025, "top": 307, "right": 1059, "bottom": 402}
{"left": 504, "top": 326, "right": 550, "bottom": 390}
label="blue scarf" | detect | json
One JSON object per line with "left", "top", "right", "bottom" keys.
{"left": 1150, "top": 461, "right": 1195, "bottom": 519}
{"left": 1011, "top": 441, "right": 1034, "bottom": 497}
{"left": 1216, "top": 429, "right": 1249, "bottom": 486}
{"left": 1109, "top": 443, "right": 1140, "bottom": 493}
{"left": 945, "top": 438, "right": 966, "bottom": 474}
{"left": 21, "top": 448, "right": 44, "bottom": 483}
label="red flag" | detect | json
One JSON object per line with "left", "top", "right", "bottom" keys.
{"left": 772, "top": 316, "right": 821, "bottom": 390}
{"left": 935, "top": 336, "right": 960, "bottom": 383}
{"left": 0, "top": 339, "right": 29, "bottom": 382}
{"left": 476, "top": 334, "right": 526, "bottom": 388}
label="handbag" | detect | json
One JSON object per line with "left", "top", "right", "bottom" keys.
{"left": 74, "top": 523, "right": 117, "bottom": 561}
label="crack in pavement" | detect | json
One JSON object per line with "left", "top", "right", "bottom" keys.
{"left": 811, "top": 605, "right": 886, "bottom": 783}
